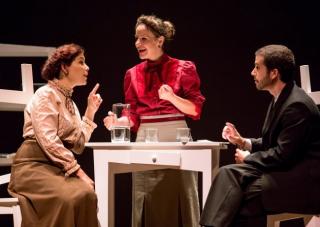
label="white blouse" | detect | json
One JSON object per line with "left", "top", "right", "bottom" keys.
{"left": 23, "top": 82, "right": 97, "bottom": 176}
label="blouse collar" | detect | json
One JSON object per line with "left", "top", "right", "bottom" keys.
{"left": 146, "top": 54, "right": 169, "bottom": 71}
{"left": 49, "top": 79, "right": 73, "bottom": 98}
{"left": 48, "top": 79, "right": 75, "bottom": 115}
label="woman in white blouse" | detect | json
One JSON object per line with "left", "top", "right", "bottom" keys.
{"left": 8, "top": 43, "right": 103, "bottom": 227}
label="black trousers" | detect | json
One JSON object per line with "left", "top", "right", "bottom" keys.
{"left": 200, "top": 164, "right": 267, "bottom": 227}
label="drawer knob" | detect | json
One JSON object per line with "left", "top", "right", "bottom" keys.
{"left": 152, "top": 155, "right": 157, "bottom": 163}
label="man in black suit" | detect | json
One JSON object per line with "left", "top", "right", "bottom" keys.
{"left": 200, "top": 44, "right": 320, "bottom": 227}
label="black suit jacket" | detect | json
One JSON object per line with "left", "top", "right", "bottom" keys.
{"left": 244, "top": 82, "right": 320, "bottom": 213}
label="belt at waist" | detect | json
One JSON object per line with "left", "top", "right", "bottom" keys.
{"left": 140, "top": 114, "right": 185, "bottom": 123}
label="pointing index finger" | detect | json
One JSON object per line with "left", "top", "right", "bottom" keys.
{"left": 90, "top": 83, "right": 100, "bottom": 95}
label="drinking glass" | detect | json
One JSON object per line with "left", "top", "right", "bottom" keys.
{"left": 145, "top": 128, "right": 158, "bottom": 143}
{"left": 176, "top": 128, "right": 191, "bottom": 145}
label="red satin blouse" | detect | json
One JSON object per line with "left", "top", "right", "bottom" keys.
{"left": 124, "top": 54, "right": 205, "bottom": 132}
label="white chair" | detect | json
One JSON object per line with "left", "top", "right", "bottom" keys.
{"left": 300, "top": 65, "right": 320, "bottom": 105}
{"left": 0, "top": 155, "right": 21, "bottom": 227}
{"left": 0, "top": 43, "right": 55, "bottom": 227}
{"left": 300, "top": 65, "right": 320, "bottom": 227}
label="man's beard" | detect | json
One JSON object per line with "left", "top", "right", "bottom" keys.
{"left": 256, "top": 75, "right": 274, "bottom": 90}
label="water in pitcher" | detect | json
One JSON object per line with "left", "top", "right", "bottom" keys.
{"left": 111, "top": 126, "right": 130, "bottom": 143}
{"left": 110, "top": 103, "right": 131, "bottom": 143}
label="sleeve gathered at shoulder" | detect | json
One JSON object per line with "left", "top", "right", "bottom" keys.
{"left": 30, "top": 87, "right": 80, "bottom": 176}
{"left": 124, "top": 69, "right": 133, "bottom": 95}
{"left": 124, "top": 68, "right": 140, "bottom": 132}
{"left": 179, "top": 60, "right": 206, "bottom": 120}
{"left": 180, "top": 60, "right": 197, "bottom": 73}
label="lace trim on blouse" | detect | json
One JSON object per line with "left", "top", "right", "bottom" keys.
{"left": 48, "top": 80, "right": 75, "bottom": 115}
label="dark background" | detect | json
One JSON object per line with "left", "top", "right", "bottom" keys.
{"left": 1, "top": 0, "right": 320, "bottom": 226}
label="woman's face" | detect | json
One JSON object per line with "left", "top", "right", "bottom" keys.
{"left": 135, "top": 24, "right": 164, "bottom": 61}
{"left": 63, "top": 53, "right": 89, "bottom": 87}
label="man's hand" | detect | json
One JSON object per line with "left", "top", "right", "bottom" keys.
{"left": 235, "top": 148, "right": 250, "bottom": 164}
{"left": 222, "top": 122, "right": 246, "bottom": 148}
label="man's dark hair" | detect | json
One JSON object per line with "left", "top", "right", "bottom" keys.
{"left": 255, "top": 44, "right": 295, "bottom": 83}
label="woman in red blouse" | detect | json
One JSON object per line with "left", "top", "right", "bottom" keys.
{"left": 104, "top": 15, "right": 205, "bottom": 227}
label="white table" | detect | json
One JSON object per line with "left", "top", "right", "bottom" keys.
{"left": 86, "top": 141, "right": 227, "bottom": 227}
{"left": 0, "top": 153, "right": 15, "bottom": 166}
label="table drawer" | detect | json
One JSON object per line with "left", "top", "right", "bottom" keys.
{"left": 129, "top": 150, "right": 181, "bottom": 166}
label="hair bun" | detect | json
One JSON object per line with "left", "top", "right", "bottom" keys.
{"left": 163, "top": 20, "right": 175, "bottom": 40}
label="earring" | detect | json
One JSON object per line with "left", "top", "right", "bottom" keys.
{"left": 61, "top": 71, "right": 68, "bottom": 78}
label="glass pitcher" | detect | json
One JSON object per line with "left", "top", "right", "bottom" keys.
{"left": 110, "top": 103, "right": 130, "bottom": 143}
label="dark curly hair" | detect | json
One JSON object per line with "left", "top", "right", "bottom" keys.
{"left": 41, "top": 43, "right": 84, "bottom": 81}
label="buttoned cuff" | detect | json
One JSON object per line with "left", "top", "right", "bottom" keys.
{"left": 82, "top": 116, "right": 97, "bottom": 129}
{"left": 64, "top": 160, "right": 81, "bottom": 177}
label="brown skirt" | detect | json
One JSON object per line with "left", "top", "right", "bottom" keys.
{"left": 8, "top": 139, "right": 99, "bottom": 227}
{"left": 133, "top": 121, "right": 200, "bottom": 227}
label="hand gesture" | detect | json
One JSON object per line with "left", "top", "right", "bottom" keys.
{"left": 87, "top": 83, "right": 103, "bottom": 113}
{"left": 222, "top": 122, "right": 245, "bottom": 147}
{"left": 158, "top": 84, "right": 174, "bottom": 101}
{"left": 234, "top": 148, "right": 250, "bottom": 164}
{"left": 103, "top": 111, "right": 116, "bottom": 130}
{"left": 103, "top": 112, "right": 130, "bottom": 130}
